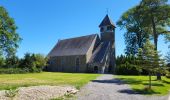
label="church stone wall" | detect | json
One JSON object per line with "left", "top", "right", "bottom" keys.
{"left": 47, "top": 55, "right": 87, "bottom": 73}
{"left": 86, "top": 36, "right": 100, "bottom": 63}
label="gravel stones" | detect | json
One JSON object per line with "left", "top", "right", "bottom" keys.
{"left": 75, "top": 74, "right": 169, "bottom": 100}
{"left": 0, "top": 85, "right": 78, "bottom": 100}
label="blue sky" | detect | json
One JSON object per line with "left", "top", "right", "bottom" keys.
{"left": 0, "top": 0, "right": 169, "bottom": 58}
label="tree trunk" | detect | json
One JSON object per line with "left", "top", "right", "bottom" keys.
{"left": 151, "top": 16, "right": 161, "bottom": 80}
{"left": 149, "top": 72, "right": 152, "bottom": 90}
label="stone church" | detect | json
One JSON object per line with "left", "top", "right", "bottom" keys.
{"left": 47, "top": 14, "right": 116, "bottom": 73}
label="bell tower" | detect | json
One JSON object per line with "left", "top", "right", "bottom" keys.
{"left": 99, "top": 14, "right": 116, "bottom": 73}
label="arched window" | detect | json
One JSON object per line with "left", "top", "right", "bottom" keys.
{"left": 75, "top": 57, "right": 80, "bottom": 72}
{"left": 100, "top": 27, "right": 104, "bottom": 32}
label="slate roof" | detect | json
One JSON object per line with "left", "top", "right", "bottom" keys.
{"left": 99, "top": 14, "right": 115, "bottom": 27}
{"left": 88, "top": 42, "right": 110, "bottom": 63}
{"left": 48, "top": 34, "right": 97, "bottom": 57}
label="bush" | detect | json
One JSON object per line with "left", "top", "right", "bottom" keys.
{"left": 19, "top": 53, "right": 48, "bottom": 73}
{"left": 0, "top": 68, "right": 29, "bottom": 74}
{"left": 115, "top": 62, "right": 141, "bottom": 75}
{"left": 116, "top": 55, "right": 142, "bottom": 75}
{"left": 5, "top": 56, "right": 20, "bottom": 68}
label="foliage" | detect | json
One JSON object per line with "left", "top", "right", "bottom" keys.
{"left": 0, "top": 6, "right": 22, "bottom": 57}
{"left": 139, "top": 0, "right": 170, "bottom": 50}
{"left": 5, "top": 89, "right": 18, "bottom": 98}
{"left": 19, "top": 53, "right": 48, "bottom": 72}
{"left": 117, "top": 0, "right": 170, "bottom": 54}
{"left": 116, "top": 75, "right": 170, "bottom": 95}
{"left": 5, "top": 56, "right": 20, "bottom": 68}
{"left": 0, "top": 68, "right": 29, "bottom": 74}
{"left": 117, "top": 6, "right": 150, "bottom": 55}
{"left": 0, "top": 55, "right": 5, "bottom": 67}
{"left": 116, "top": 55, "right": 142, "bottom": 75}
{"left": 165, "top": 50, "right": 170, "bottom": 64}
{"left": 0, "top": 72, "right": 100, "bottom": 90}
{"left": 137, "top": 39, "right": 166, "bottom": 89}
{"left": 166, "top": 71, "right": 170, "bottom": 78}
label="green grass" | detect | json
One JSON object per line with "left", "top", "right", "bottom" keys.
{"left": 116, "top": 75, "right": 170, "bottom": 95}
{"left": 0, "top": 72, "right": 100, "bottom": 90}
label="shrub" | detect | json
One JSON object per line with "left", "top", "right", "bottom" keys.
{"left": 19, "top": 53, "right": 48, "bottom": 73}
{"left": 0, "top": 68, "right": 29, "bottom": 74}
{"left": 5, "top": 56, "right": 20, "bottom": 68}
{"left": 116, "top": 55, "right": 142, "bottom": 75}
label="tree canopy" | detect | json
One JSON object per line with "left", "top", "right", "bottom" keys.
{"left": 0, "top": 6, "right": 21, "bottom": 57}
{"left": 117, "top": 0, "right": 170, "bottom": 55}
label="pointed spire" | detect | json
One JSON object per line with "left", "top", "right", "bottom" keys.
{"left": 99, "top": 14, "right": 115, "bottom": 28}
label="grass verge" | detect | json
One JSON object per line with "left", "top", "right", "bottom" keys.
{"left": 0, "top": 72, "right": 100, "bottom": 90}
{"left": 116, "top": 75, "right": 170, "bottom": 95}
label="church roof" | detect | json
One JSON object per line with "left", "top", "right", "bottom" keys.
{"left": 99, "top": 14, "right": 115, "bottom": 27}
{"left": 88, "top": 41, "right": 110, "bottom": 63}
{"left": 48, "top": 34, "right": 97, "bottom": 57}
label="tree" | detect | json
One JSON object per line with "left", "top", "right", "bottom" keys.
{"left": 117, "top": 7, "right": 150, "bottom": 55}
{"left": 137, "top": 40, "right": 166, "bottom": 89}
{"left": 5, "top": 56, "right": 20, "bottom": 68}
{"left": 34, "top": 54, "right": 48, "bottom": 70}
{"left": 139, "top": 0, "right": 170, "bottom": 50}
{"left": 166, "top": 51, "right": 170, "bottom": 64}
{"left": 0, "top": 55, "right": 5, "bottom": 67}
{"left": 117, "top": 0, "right": 170, "bottom": 80}
{"left": 19, "top": 53, "right": 36, "bottom": 72}
{"left": 0, "top": 6, "right": 21, "bottom": 57}
{"left": 19, "top": 53, "right": 48, "bottom": 72}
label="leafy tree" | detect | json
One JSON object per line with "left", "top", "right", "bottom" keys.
{"left": 5, "top": 56, "right": 20, "bottom": 68}
{"left": 34, "top": 54, "right": 48, "bottom": 70}
{"left": 19, "top": 53, "right": 48, "bottom": 72}
{"left": 19, "top": 53, "right": 36, "bottom": 72}
{"left": 0, "top": 55, "right": 5, "bottom": 67}
{"left": 138, "top": 0, "right": 170, "bottom": 50}
{"left": 137, "top": 40, "right": 166, "bottom": 89}
{"left": 117, "top": 7, "right": 150, "bottom": 55}
{"left": 117, "top": 0, "right": 170, "bottom": 80}
{"left": 0, "top": 6, "right": 21, "bottom": 57}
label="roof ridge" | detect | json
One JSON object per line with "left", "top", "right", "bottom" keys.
{"left": 59, "top": 34, "right": 97, "bottom": 41}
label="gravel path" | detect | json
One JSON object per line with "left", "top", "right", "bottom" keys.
{"left": 75, "top": 74, "right": 169, "bottom": 100}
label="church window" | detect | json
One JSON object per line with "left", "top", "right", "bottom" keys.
{"left": 100, "top": 27, "right": 104, "bottom": 32}
{"left": 75, "top": 57, "right": 80, "bottom": 72}
{"left": 107, "top": 26, "right": 112, "bottom": 31}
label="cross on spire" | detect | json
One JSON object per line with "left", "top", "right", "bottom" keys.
{"left": 106, "top": 8, "right": 109, "bottom": 15}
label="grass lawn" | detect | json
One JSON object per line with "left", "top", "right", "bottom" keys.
{"left": 0, "top": 72, "right": 100, "bottom": 90}
{"left": 116, "top": 75, "right": 170, "bottom": 95}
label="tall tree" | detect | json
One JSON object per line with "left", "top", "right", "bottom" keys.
{"left": 117, "top": 7, "right": 150, "bottom": 55}
{"left": 0, "top": 6, "right": 21, "bottom": 57}
{"left": 117, "top": 0, "right": 170, "bottom": 80}
{"left": 139, "top": 0, "right": 170, "bottom": 50}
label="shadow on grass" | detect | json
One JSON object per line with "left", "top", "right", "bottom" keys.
{"left": 162, "top": 80, "right": 170, "bottom": 84}
{"left": 92, "top": 78, "right": 143, "bottom": 85}
{"left": 91, "top": 79, "right": 123, "bottom": 85}
{"left": 142, "top": 83, "right": 165, "bottom": 87}
{"left": 116, "top": 78, "right": 143, "bottom": 85}
{"left": 118, "top": 88, "right": 161, "bottom": 95}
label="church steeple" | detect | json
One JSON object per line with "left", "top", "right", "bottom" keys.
{"left": 99, "top": 14, "right": 115, "bottom": 33}
{"left": 99, "top": 14, "right": 115, "bottom": 27}
{"left": 99, "top": 14, "right": 116, "bottom": 73}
